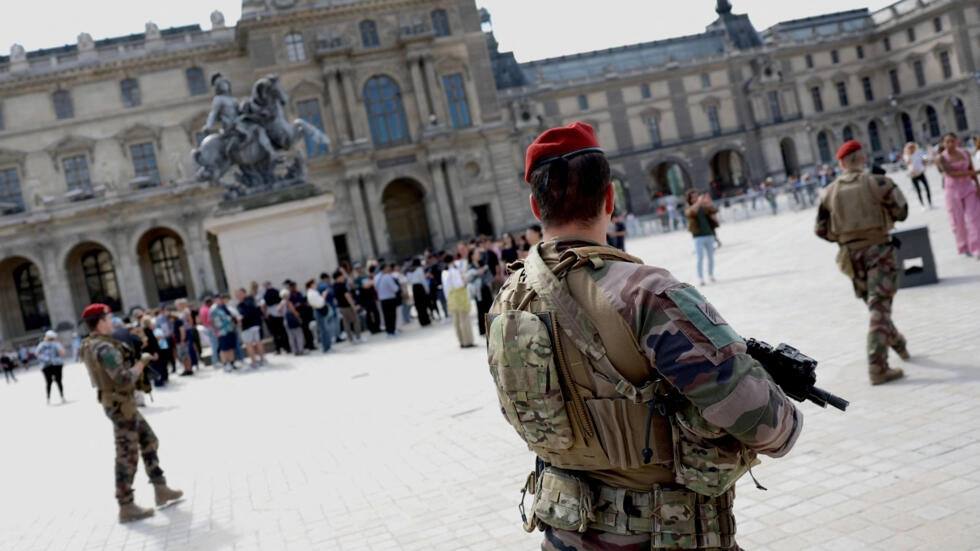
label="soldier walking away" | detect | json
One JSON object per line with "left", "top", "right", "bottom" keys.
{"left": 79, "top": 304, "right": 183, "bottom": 523}
{"left": 35, "top": 330, "right": 66, "bottom": 404}
{"left": 815, "top": 140, "right": 910, "bottom": 385}
{"left": 486, "top": 122, "right": 803, "bottom": 550}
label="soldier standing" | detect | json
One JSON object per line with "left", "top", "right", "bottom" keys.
{"left": 79, "top": 303, "right": 183, "bottom": 523}
{"left": 815, "top": 140, "right": 909, "bottom": 385}
{"left": 486, "top": 122, "right": 803, "bottom": 550}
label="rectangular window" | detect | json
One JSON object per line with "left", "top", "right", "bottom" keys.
{"left": 0, "top": 103, "right": 4, "bottom": 131}
{"left": 443, "top": 74, "right": 471, "bottom": 129}
{"left": 121, "top": 79, "right": 141, "bottom": 108}
{"left": 811, "top": 86, "right": 824, "bottom": 113}
{"left": 939, "top": 51, "right": 952, "bottom": 79}
{"left": 767, "top": 90, "right": 782, "bottom": 122}
{"left": 0, "top": 167, "right": 24, "bottom": 214}
{"left": 889, "top": 69, "right": 901, "bottom": 95}
{"left": 805, "top": 54, "right": 813, "bottom": 69}
{"left": 130, "top": 143, "right": 160, "bottom": 186}
{"left": 285, "top": 33, "right": 307, "bottom": 62}
{"left": 913, "top": 60, "right": 925, "bottom": 87}
{"left": 831, "top": 50, "right": 839, "bottom": 64}
{"left": 640, "top": 83, "right": 650, "bottom": 99}
{"left": 62, "top": 155, "right": 92, "bottom": 196}
{"left": 296, "top": 99, "right": 329, "bottom": 156}
{"left": 706, "top": 106, "right": 721, "bottom": 135}
{"left": 907, "top": 27, "right": 916, "bottom": 43}
{"left": 186, "top": 68, "right": 207, "bottom": 96}
{"left": 883, "top": 37, "right": 891, "bottom": 52}
{"left": 856, "top": 45, "right": 864, "bottom": 59}
{"left": 577, "top": 94, "right": 588, "bottom": 111}
{"left": 53, "top": 90, "right": 74, "bottom": 119}
{"left": 862, "top": 76, "right": 874, "bottom": 102}
{"left": 646, "top": 117, "right": 661, "bottom": 147}
{"left": 933, "top": 17, "right": 942, "bottom": 33}
{"left": 836, "top": 81, "right": 849, "bottom": 107}
{"left": 701, "top": 73, "right": 711, "bottom": 89}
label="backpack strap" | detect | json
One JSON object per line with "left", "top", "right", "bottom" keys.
{"left": 522, "top": 244, "right": 674, "bottom": 405}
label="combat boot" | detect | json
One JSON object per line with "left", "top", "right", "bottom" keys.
{"left": 154, "top": 483, "right": 184, "bottom": 507}
{"left": 870, "top": 367, "right": 904, "bottom": 386}
{"left": 119, "top": 503, "right": 155, "bottom": 523}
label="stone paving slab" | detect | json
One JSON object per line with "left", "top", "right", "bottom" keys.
{"left": 0, "top": 167, "right": 978, "bottom": 550}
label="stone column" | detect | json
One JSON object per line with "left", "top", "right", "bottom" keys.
{"left": 444, "top": 158, "right": 471, "bottom": 236}
{"left": 39, "top": 241, "right": 76, "bottom": 331}
{"left": 109, "top": 226, "right": 148, "bottom": 311}
{"left": 408, "top": 56, "right": 431, "bottom": 126}
{"left": 361, "top": 174, "right": 390, "bottom": 258}
{"left": 428, "top": 158, "right": 457, "bottom": 239}
{"left": 324, "top": 68, "right": 352, "bottom": 144}
{"left": 184, "top": 219, "right": 217, "bottom": 298}
{"left": 422, "top": 55, "right": 450, "bottom": 126}
{"left": 345, "top": 177, "right": 374, "bottom": 259}
{"left": 340, "top": 68, "right": 369, "bottom": 143}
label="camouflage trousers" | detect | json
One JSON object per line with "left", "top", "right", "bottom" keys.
{"left": 105, "top": 405, "right": 165, "bottom": 505}
{"left": 541, "top": 527, "right": 743, "bottom": 551}
{"left": 848, "top": 243, "right": 906, "bottom": 374}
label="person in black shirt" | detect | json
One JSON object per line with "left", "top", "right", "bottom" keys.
{"left": 499, "top": 233, "right": 519, "bottom": 264}
{"left": 606, "top": 211, "right": 627, "bottom": 251}
{"left": 425, "top": 254, "right": 446, "bottom": 321}
{"left": 235, "top": 288, "right": 266, "bottom": 368}
{"left": 332, "top": 271, "right": 364, "bottom": 343}
{"left": 262, "top": 281, "right": 289, "bottom": 354}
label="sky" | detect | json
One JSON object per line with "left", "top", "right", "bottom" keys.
{"left": 1, "top": 0, "right": 894, "bottom": 62}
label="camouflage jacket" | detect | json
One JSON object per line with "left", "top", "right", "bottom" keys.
{"left": 527, "top": 240, "right": 801, "bottom": 458}
{"left": 81, "top": 335, "right": 137, "bottom": 396}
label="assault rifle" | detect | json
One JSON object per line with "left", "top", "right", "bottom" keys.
{"left": 746, "top": 338, "right": 849, "bottom": 411}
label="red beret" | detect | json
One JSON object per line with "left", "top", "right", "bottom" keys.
{"left": 524, "top": 121, "right": 603, "bottom": 183}
{"left": 835, "top": 140, "right": 863, "bottom": 160}
{"left": 81, "top": 303, "right": 111, "bottom": 319}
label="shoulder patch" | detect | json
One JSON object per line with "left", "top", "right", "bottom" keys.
{"left": 667, "top": 286, "right": 742, "bottom": 350}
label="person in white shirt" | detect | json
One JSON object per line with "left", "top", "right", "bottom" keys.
{"left": 441, "top": 253, "right": 475, "bottom": 348}
{"left": 305, "top": 279, "right": 331, "bottom": 352}
{"left": 903, "top": 142, "right": 934, "bottom": 210}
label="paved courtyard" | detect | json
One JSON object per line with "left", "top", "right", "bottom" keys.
{"left": 1, "top": 167, "right": 978, "bottom": 551}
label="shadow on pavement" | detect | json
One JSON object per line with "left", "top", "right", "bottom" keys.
{"left": 126, "top": 505, "right": 241, "bottom": 547}
{"left": 708, "top": 270, "right": 800, "bottom": 285}
{"left": 935, "top": 274, "right": 980, "bottom": 287}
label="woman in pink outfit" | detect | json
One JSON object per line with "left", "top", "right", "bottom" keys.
{"left": 937, "top": 133, "right": 980, "bottom": 258}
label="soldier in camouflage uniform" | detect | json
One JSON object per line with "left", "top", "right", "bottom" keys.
{"left": 815, "top": 140, "right": 910, "bottom": 386}
{"left": 486, "top": 122, "right": 803, "bottom": 550}
{"left": 80, "top": 303, "right": 184, "bottom": 523}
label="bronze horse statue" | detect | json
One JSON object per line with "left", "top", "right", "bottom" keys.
{"left": 192, "top": 74, "right": 330, "bottom": 186}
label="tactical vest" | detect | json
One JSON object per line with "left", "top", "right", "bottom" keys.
{"left": 488, "top": 244, "right": 740, "bottom": 545}
{"left": 81, "top": 335, "right": 135, "bottom": 411}
{"left": 825, "top": 171, "right": 891, "bottom": 247}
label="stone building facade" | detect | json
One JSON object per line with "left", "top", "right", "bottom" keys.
{"left": 490, "top": 0, "right": 980, "bottom": 215}
{"left": 1, "top": 0, "right": 979, "bottom": 345}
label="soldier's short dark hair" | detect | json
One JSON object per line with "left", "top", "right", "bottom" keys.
{"left": 83, "top": 314, "right": 105, "bottom": 332}
{"left": 528, "top": 151, "right": 610, "bottom": 227}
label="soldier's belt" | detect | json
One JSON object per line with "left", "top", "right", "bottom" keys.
{"left": 533, "top": 467, "right": 735, "bottom": 549}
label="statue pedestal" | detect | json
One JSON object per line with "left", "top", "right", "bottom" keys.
{"left": 203, "top": 189, "right": 337, "bottom": 293}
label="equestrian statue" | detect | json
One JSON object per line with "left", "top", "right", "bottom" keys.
{"left": 192, "top": 73, "right": 330, "bottom": 191}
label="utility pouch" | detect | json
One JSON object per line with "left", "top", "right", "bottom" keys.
{"left": 533, "top": 467, "right": 595, "bottom": 533}
{"left": 488, "top": 311, "right": 574, "bottom": 451}
{"left": 835, "top": 246, "right": 856, "bottom": 279}
{"left": 671, "top": 405, "right": 757, "bottom": 497}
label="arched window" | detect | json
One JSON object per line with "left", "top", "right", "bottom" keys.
{"left": 925, "top": 106, "right": 941, "bottom": 138}
{"left": 285, "top": 32, "right": 307, "bottom": 62}
{"left": 868, "top": 121, "right": 882, "bottom": 152}
{"left": 431, "top": 9, "right": 451, "bottom": 37}
{"left": 82, "top": 250, "right": 121, "bottom": 312}
{"left": 364, "top": 76, "right": 409, "bottom": 147}
{"left": 817, "top": 132, "right": 832, "bottom": 163}
{"left": 952, "top": 97, "right": 969, "bottom": 131}
{"left": 360, "top": 20, "right": 379, "bottom": 47}
{"left": 148, "top": 236, "right": 187, "bottom": 302}
{"left": 646, "top": 116, "right": 661, "bottom": 147}
{"left": 842, "top": 126, "right": 854, "bottom": 142}
{"left": 13, "top": 262, "right": 49, "bottom": 331}
{"left": 900, "top": 112, "right": 915, "bottom": 143}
